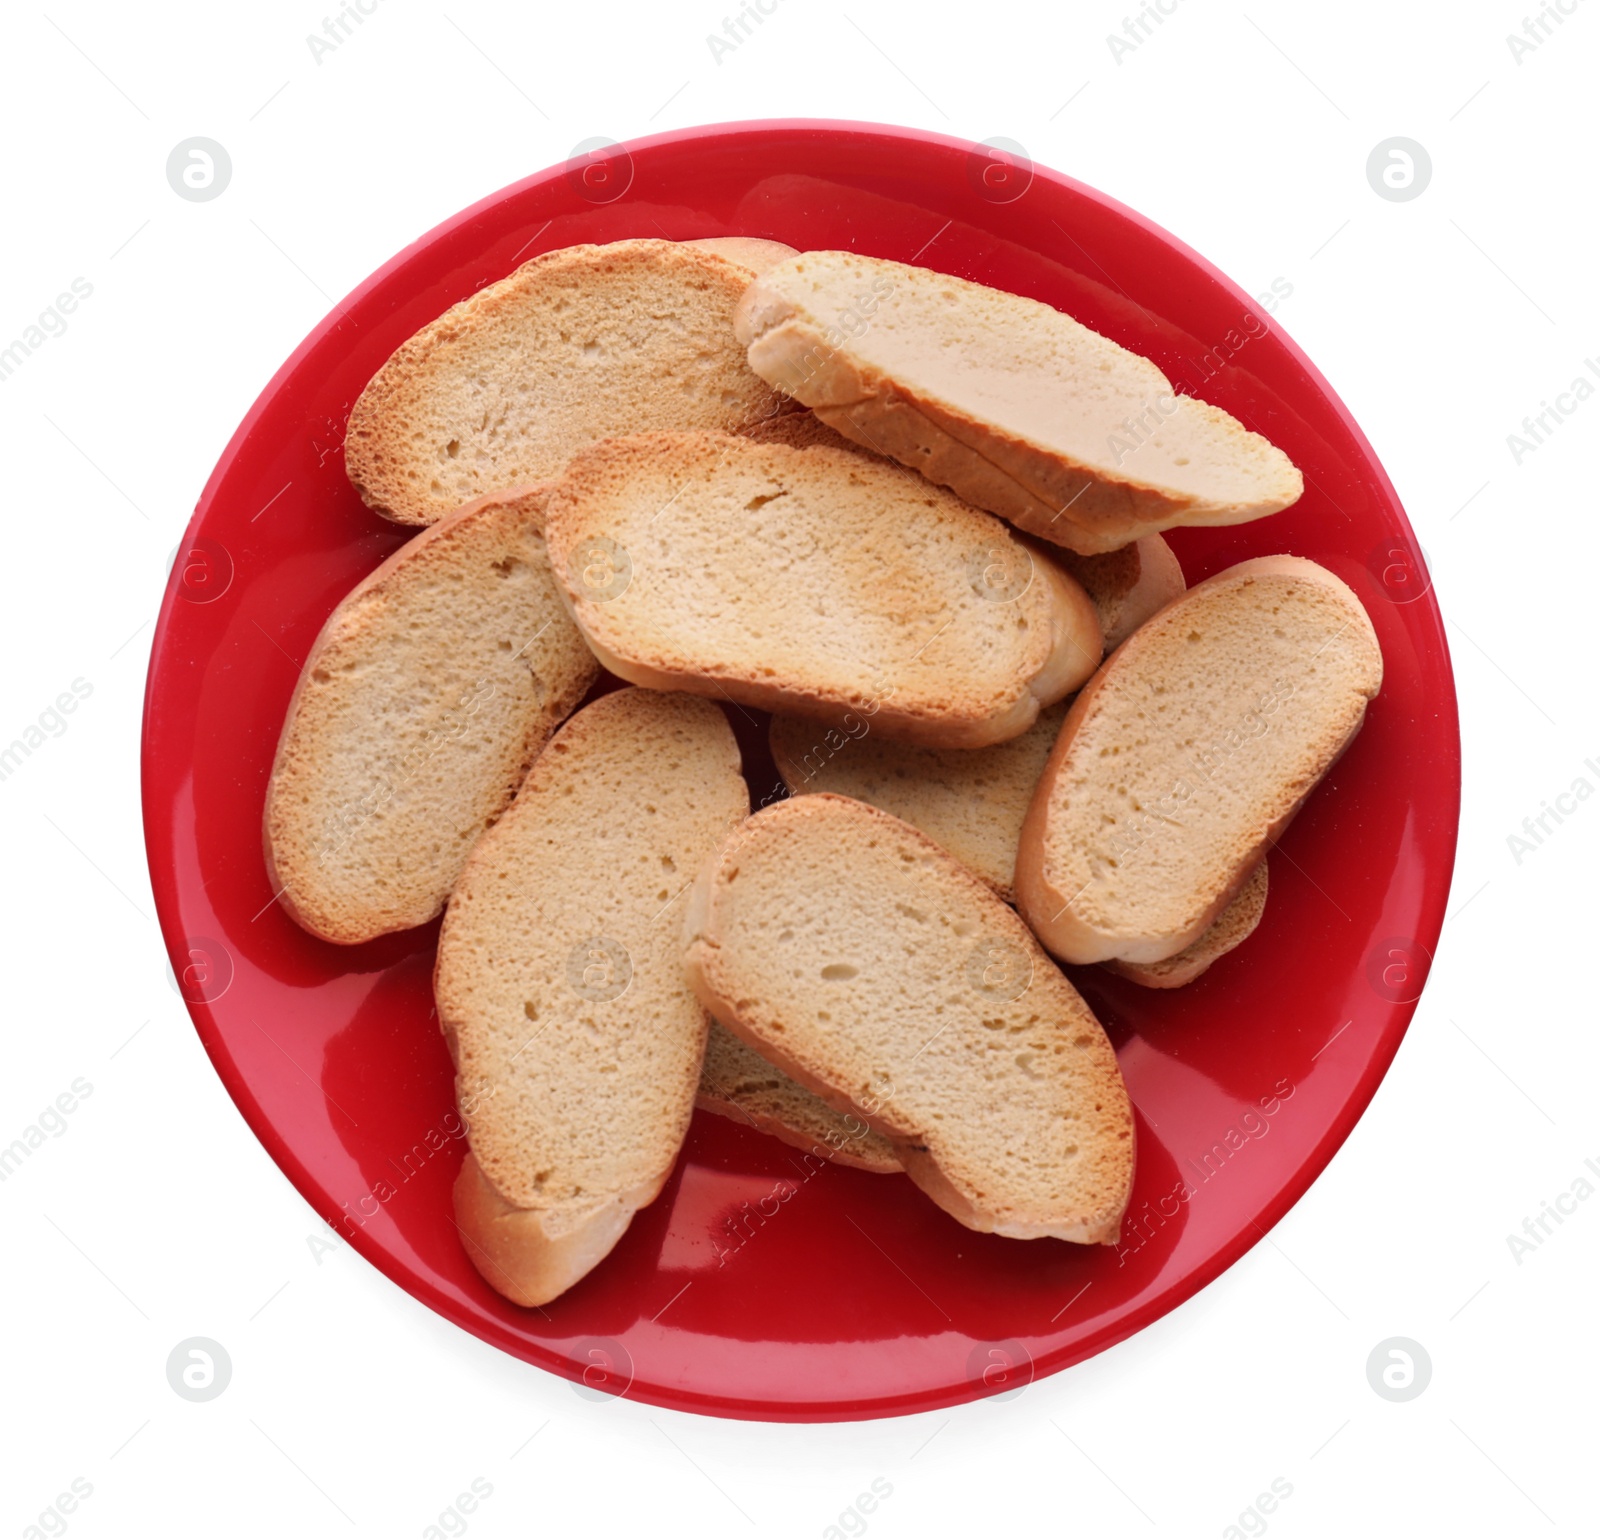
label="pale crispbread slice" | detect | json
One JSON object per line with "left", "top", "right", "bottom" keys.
{"left": 1015, "top": 556, "right": 1381, "bottom": 966}
{"left": 344, "top": 239, "right": 793, "bottom": 525}
{"left": 263, "top": 483, "right": 597, "bottom": 946}
{"left": 683, "top": 794, "right": 1135, "bottom": 1244}
{"left": 436, "top": 687, "right": 747, "bottom": 1307}
{"left": 733, "top": 250, "right": 1302, "bottom": 555}
{"left": 769, "top": 701, "right": 1068, "bottom": 902}
{"left": 697, "top": 1022, "right": 902, "bottom": 1173}
{"left": 1104, "top": 859, "right": 1269, "bottom": 988}
{"left": 543, "top": 431, "right": 1103, "bottom": 748}
{"left": 1053, "top": 533, "right": 1186, "bottom": 650}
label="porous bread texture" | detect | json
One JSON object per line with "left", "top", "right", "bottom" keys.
{"left": 1053, "top": 533, "right": 1187, "bottom": 650}
{"left": 1015, "top": 556, "right": 1382, "bottom": 966}
{"left": 263, "top": 483, "right": 597, "bottom": 946}
{"left": 436, "top": 687, "right": 748, "bottom": 1307}
{"left": 769, "top": 700, "right": 1068, "bottom": 902}
{"left": 733, "top": 250, "right": 1302, "bottom": 555}
{"left": 345, "top": 239, "right": 793, "bottom": 525}
{"left": 697, "top": 1022, "right": 903, "bottom": 1173}
{"left": 683, "top": 794, "right": 1135, "bottom": 1244}
{"left": 1104, "top": 859, "right": 1269, "bottom": 988}
{"left": 544, "top": 431, "right": 1103, "bottom": 748}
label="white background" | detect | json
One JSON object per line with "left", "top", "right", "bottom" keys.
{"left": 2, "top": 2, "right": 1594, "bottom": 1536}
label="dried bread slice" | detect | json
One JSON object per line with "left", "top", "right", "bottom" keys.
{"left": 1053, "top": 533, "right": 1186, "bottom": 649}
{"left": 1104, "top": 860, "right": 1269, "bottom": 988}
{"left": 683, "top": 794, "right": 1135, "bottom": 1244}
{"left": 345, "top": 239, "right": 793, "bottom": 525}
{"left": 733, "top": 250, "right": 1302, "bottom": 555}
{"left": 697, "top": 1023, "right": 902, "bottom": 1173}
{"left": 544, "top": 432, "right": 1103, "bottom": 748}
{"left": 739, "top": 407, "right": 883, "bottom": 457}
{"left": 263, "top": 483, "right": 598, "bottom": 945}
{"left": 769, "top": 701, "right": 1067, "bottom": 901}
{"left": 1016, "top": 556, "right": 1381, "bottom": 966}
{"left": 436, "top": 688, "right": 748, "bottom": 1307}
{"left": 687, "top": 236, "right": 799, "bottom": 275}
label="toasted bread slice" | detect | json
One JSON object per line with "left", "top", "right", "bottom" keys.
{"left": 769, "top": 701, "right": 1067, "bottom": 901}
{"left": 345, "top": 239, "right": 793, "bottom": 525}
{"left": 1016, "top": 556, "right": 1381, "bottom": 966}
{"left": 544, "top": 432, "right": 1102, "bottom": 747}
{"left": 1053, "top": 533, "right": 1186, "bottom": 649}
{"left": 739, "top": 407, "right": 884, "bottom": 457}
{"left": 697, "top": 1023, "right": 902, "bottom": 1173}
{"left": 1104, "top": 860, "right": 1269, "bottom": 988}
{"left": 263, "top": 484, "right": 598, "bottom": 945}
{"left": 683, "top": 794, "right": 1135, "bottom": 1244}
{"left": 687, "top": 236, "right": 799, "bottom": 275}
{"left": 733, "top": 251, "right": 1302, "bottom": 555}
{"left": 436, "top": 688, "right": 747, "bottom": 1307}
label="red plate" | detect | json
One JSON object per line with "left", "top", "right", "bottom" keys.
{"left": 142, "top": 120, "right": 1458, "bottom": 1421}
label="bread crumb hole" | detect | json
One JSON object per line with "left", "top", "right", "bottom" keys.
{"left": 820, "top": 963, "right": 858, "bottom": 981}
